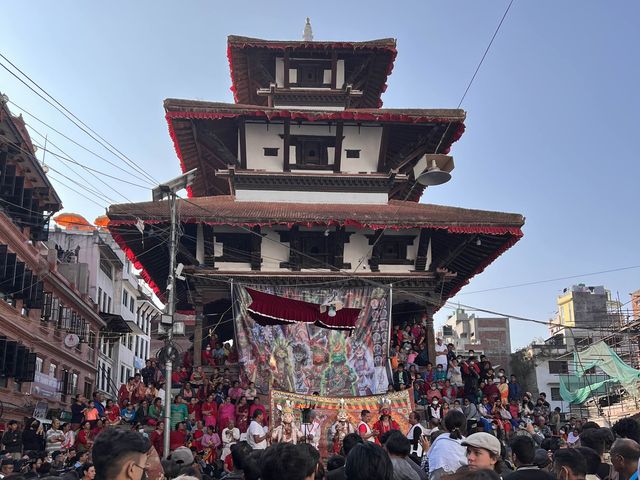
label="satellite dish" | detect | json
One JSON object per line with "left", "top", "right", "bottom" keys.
{"left": 416, "top": 159, "right": 452, "bottom": 186}
{"left": 64, "top": 334, "right": 80, "bottom": 348}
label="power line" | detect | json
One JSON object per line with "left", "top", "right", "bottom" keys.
{"left": 8, "top": 100, "right": 154, "bottom": 186}
{"left": 457, "top": 265, "right": 640, "bottom": 296}
{"left": 0, "top": 54, "right": 158, "bottom": 185}
{"left": 29, "top": 133, "right": 149, "bottom": 188}
{"left": 0, "top": 133, "right": 118, "bottom": 205}
{"left": 47, "top": 173, "right": 106, "bottom": 209}
{"left": 352, "top": 0, "right": 517, "bottom": 274}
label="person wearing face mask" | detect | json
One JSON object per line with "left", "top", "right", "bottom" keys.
{"left": 428, "top": 399, "right": 442, "bottom": 422}
{"left": 552, "top": 448, "right": 588, "bottom": 480}
{"left": 426, "top": 382, "right": 443, "bottom": 403}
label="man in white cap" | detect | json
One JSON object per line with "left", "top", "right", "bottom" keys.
{"left": 461, "top": 432, "right": 502, "bottom": 472}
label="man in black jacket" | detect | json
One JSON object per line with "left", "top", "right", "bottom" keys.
{"left": 327, "top": 433, "right": 363, "bottom": 480}
{"left": 140, "top": 359, "right": 156, "bottom": 386}
{"left": 504, "top": 436, "right": 554, "bottom": 480}
{"left": 1, "top": 420, "right": 22, "bottom": 459}
{"left": 393, "top": 363, "right": 410, "bottom": 391}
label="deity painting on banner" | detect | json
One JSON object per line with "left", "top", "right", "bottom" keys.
{"left": 233, "top": 284, "right": 391, "bottom": 396}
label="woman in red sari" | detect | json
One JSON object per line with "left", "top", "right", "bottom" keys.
{"left": 372, "top": 409, "right": 400, "bottom": 444}
{"left": 235, "top": 396, "right": 249, "bottom": 433}
{"left": 191, "top": 420, "right": 205, "bottom": 452}
{"left": 105, "top": 399, "right": 121, "bottom": 426}
{"left": 76, "top": 422, "right": 94, "bottom": 453}
{"left": 202, "top": 394, "right": 218, "bottom": 429}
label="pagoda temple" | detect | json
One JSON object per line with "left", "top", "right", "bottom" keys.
{"left": 108, "top": 23, "right": 524, "bottom": 395}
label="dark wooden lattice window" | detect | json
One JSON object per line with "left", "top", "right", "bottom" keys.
{"left": 282, "top": 135, "right": 336, "bottom": 169}
{"left": 297, "top": 64, "right": 325, "bottom": 87}
{"left": 215, "top": 234, "right": 252, "bottom": 263}
{"left": 299, "top": 235, "right": 331, "bottom": 268}
{"left": 263, "top": 147, "right": 279, "bottom": 156}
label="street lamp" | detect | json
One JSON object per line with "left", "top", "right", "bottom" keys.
{"left": 152, "top": 169, "right": 197, "bottom": 459}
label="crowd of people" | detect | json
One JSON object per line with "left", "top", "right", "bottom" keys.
{"left": 3, "top": 326, "right": 640, "bottom": 480}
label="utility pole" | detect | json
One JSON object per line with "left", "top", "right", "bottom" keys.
{"left": 151, "top": 169, "right": 196, "bottom": 459}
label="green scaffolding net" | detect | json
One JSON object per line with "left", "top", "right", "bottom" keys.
{"left": 559, "top": 341, "right": 640, "bottom": 404}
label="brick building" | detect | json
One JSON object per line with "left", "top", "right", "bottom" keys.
{"left": 0, "top": 97, "right": 104, "bottom": 422}
{"left": 441, "top": 307, "right": 512, "bottom": 369}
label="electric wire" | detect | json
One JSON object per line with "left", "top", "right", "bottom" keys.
{"left": 0, "top": 133, "right": 118, "bottom": 205}
{"left": 0, "top": 54, "right": 159, "bottom": 185}
{"left": 7, "top": 100, "right": 154, "bottom": 187}
{"left": 47, "top": 173, "right": 107, "bottom": 209}
{"left": 351, "top": 0, "right": 516, "bottom": 274}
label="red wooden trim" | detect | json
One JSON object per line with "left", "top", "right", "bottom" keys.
{"left": 110, "top": 217, "right": 523, "bottom": 237}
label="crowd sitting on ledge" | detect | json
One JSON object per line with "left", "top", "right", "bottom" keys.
{"left": 3, "top": 328, "right": 640, "bottom": 480}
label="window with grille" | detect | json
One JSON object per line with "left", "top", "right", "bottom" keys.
{"left": 41, "top": 292, "right": 53, "bottom": 321}
{"left": 263, "top": 147, "right": 279, "bottom": 156}
{"left": 84, "top": 380, "right": 92, "bottom": 400}
{"left": 551, "top": 387, "right": 562, "bottom": 401}
{"left": 99, "top": 256, "right": 112, "bottom": 279}
{"left": 548, "top": 361, "right": 568, "bottom": 374}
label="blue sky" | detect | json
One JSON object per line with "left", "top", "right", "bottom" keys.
{"left": 1, "top": 1, "right": 637, "bottom": 349}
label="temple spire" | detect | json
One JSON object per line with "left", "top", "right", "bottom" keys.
{"left": 303, "top": 17, "right": 313, "bottom": 41}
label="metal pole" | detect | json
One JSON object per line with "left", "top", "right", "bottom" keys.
{"left": 163, "top": 191, "right": 178, "bottom": 458}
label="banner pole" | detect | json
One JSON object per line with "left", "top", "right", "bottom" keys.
{"left": 385, "top": 283, "right": 393, "bottom": 392}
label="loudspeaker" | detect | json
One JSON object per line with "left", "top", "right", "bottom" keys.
{"left": 14, "top": 346, "right": 27, "bottom": 379}
{"left": 16, "top": 352, "right": 36, "bottom": 383}
{"left": 4, "top": 341, "right": 18, "bottom": 377}
{"left": 0, "top": 336, "right": 7, "bottom": 373}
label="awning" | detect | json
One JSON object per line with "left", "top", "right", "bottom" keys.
{"left": 245, "top": 288, "right": 360, "bottom": 331}
{"left": 125, "top": 320, "right": 146, "bottom": 336}
{"left": 100, "top": 313, "right": 131, "bottom": 334}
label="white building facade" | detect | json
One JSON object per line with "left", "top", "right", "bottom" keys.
{"left": 49, "top": 228, "right": 155, "bottom": 398}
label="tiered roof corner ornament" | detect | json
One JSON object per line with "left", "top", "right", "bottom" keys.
{"left": 303, "top": 17, "right": 313, "bottom": 42}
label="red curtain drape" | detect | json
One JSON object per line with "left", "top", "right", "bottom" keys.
{"left": 245, "top": 288, "right": 360, "bottom": 331}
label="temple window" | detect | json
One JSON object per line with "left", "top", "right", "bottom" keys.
{"left": 263, "top": 147, "right": 279, "bottom": 157}
{"left": 215, "top": 233, "right": 252, "bottom": 263}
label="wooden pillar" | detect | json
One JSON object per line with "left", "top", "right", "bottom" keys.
{"left": 238, "top": 119, "right": 247, "bottom": 169}
{"left": 331, "top": 51, "right": 338, "bottom": 89}
{"left": 283, "top": 50, "right": 290, "bottom": 88}
{"left": 368, "top": 230, "right": 384, "bottom": 272}
{"left": 334, "top": 121, "right": 343, "bottom": 173}
{"left": 193, "top": 300, "right": 204, "bottom": 367}
{"left": 289, "top": 225, "right": 301, "bottom": 271}
{"left": 250, "top": 225, "right": 262, "bottom": 271}
{"left": 196, "top": 223, "right": 205, "bottom": 265}
{"left": 423, "top": 310, "right": 436, "bottom": 366}
{"left": 283, "top": 119, "right": 291, "bottom": 172}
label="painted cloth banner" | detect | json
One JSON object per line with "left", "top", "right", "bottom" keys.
{"left": 270, "top": 388, "right": 414, "bottom": 458}
{"left": 234, "top": 284, "right": 391, "bottom": 396}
